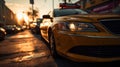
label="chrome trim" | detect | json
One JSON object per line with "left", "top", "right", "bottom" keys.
{"left": 59, "top": 31, "right": 120, "bottom": 38}
{"left": 100, "top": 19, "right": 120, "bottom": 21}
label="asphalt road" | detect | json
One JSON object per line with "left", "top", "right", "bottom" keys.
{"left": 0, "top": 30, "right": 120, "bottom": 67}
{"left": 0, "top": 30, "right": 56, "bottom": 67}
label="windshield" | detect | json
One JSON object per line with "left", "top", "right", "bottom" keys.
{"left": 54, "top": 9, "right": 88, "bottom": 17}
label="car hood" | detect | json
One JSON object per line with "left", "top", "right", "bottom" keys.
{"left": 55, "top": 14, "right": 120, "bottom": 22}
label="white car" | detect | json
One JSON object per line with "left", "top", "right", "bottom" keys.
{"left": 0, "top": 27, "right": 6, "bottom": 41}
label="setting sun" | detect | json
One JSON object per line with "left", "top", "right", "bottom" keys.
{"left": 23, "top": 13, "right": 29, "bottom": 25}
{"left": 16, "top": 12, "right": 29, "bottom": 25}
{"left": 16, "top": 12, "right": 23, "bottom": 20}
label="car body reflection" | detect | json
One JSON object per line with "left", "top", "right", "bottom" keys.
{"left": 40, "top": 8, "right": 120, "bottom": 62}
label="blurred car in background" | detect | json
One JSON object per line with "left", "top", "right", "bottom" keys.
{"left": 30, "top": 18, "right": 43, "bottom": 34}
{"left": 3, "top": 25, "right": 18, "bottom": 34}
{"left": 40, "top": 8, "right": 120, "bottom": 62}
{"left": 16, "top": 25, "right": 24, "bottom": 32}
{"left": 0, "top": 27, "right": 6, "bottom": 41}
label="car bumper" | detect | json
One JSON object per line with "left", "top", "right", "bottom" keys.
{"left": 54, "top": 31, "right": 120, "bottom": 62}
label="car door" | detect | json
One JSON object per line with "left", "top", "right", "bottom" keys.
{"left": 40, "top": 18, "right": 52, "bottom": 41}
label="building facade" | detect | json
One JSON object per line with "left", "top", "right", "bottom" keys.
{"left": 0, "top": 0, "right": 5, "bottom": 26}
{"left": 0, "top": 0, "right": 17, "bottom": 26}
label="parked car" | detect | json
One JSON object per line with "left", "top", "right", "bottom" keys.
{"left": 3, "top": 25, "right": 18, "bottom": 34}
{"left": 40, "top": 8, "right": 120, "bottom": 62}
{"left": 0, "top": 27, "right": 6, "bottom": 41}
{"left": 31, "top": 18, "right": 43, "bottom": 34}
{"left": 16, "top": 25, "right": 24, "bottom": 32}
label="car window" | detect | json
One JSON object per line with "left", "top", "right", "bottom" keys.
{"left": 54, "top": 9, "right": 88, "bottom": 17}
{"left": 112, "top": 6, "right": 120, "bottom": 14}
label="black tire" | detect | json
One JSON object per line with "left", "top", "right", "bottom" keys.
{"left": 0, "top": 38, "right": 4, "bottom": 41}
{"left": 0, "top": 34, "right": 5, "bottom": 41}
{"left": 49, "top": 33, "right": 58, "bottom": 58}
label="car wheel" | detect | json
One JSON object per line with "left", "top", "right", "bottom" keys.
{"left": 0, "top": 33, "right": 5, "bottom": 41}
{"left": 49, "top": 33, "right": 58, "bottom": 58}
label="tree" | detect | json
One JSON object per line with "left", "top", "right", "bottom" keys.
{"left": 26, "top": 7, "right": 39, "bottom": 21}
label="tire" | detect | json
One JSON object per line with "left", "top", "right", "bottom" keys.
{"left": 49, "top": 32, "right": 58, "bottom": 58}
{"left": 0, "top": 33, "right": 5, "bottom": 41}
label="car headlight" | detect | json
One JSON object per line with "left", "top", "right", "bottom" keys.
{"left": 0, "top": 28, "right": 6, "bottom": 32}
{"left": 17, "top": 28, "right": 21, "bottom": 31}
{"left": 58, "top": 22, "right": 99, "bottom": 32}
{"left": 12, "top": 28, "right": 15, "bottom": 30}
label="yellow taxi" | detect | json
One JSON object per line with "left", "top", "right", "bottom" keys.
{"left": 40, "top": 8, "right": 120, "bottom": 62}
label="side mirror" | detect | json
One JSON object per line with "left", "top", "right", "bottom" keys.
{"left": 50, "top": 17, "right": 53, "bottom": 22}
{"left": 42, "top": 15, "right": 53, "bottom": 22}
{"left": 42, "top": 15, "right": 50, "bottom": 18}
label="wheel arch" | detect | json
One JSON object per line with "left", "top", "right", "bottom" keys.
{"left": 48, "top": 28, "right": 52, "bottom": 42}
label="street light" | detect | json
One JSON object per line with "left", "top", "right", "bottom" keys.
{"left": 53, "top": 0, "right": 54, "bottom": 10}
{"left": 51, "top": 0, "right": 54, "bottom": 17}
{"left": 30, "top": 0, "right": 34, "bottom": 4}
{"left": 30, "top": 0, "right": 34, "bottom": 22}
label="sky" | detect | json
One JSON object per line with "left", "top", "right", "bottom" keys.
{"left": 5, "top": 0, "right": 79, "bottom": 18}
